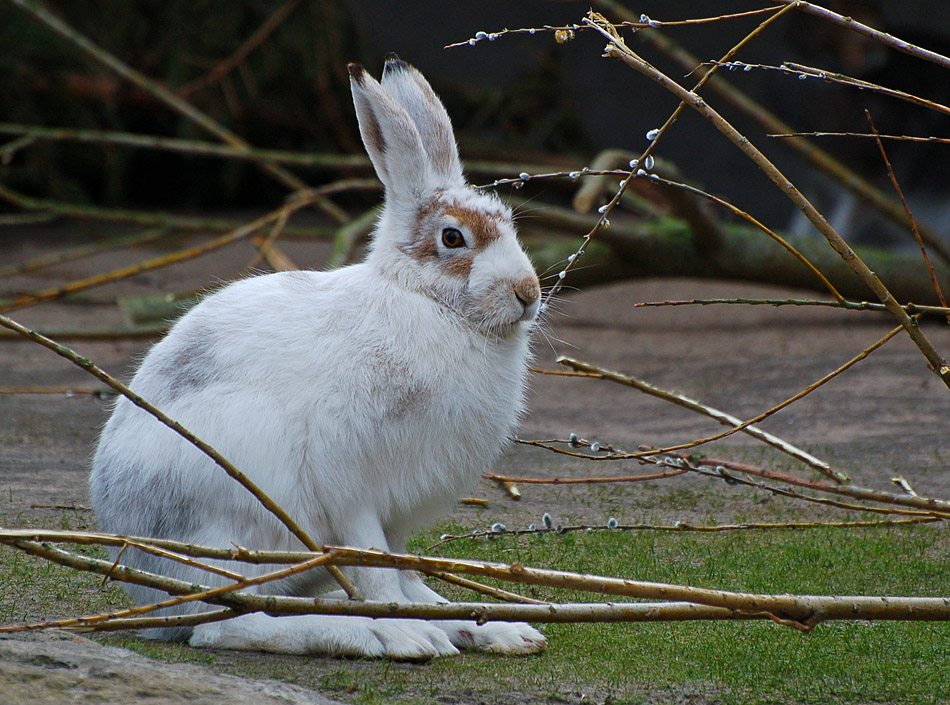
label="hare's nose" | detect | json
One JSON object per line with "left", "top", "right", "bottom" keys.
{"left": 514, "top": 276, "right": 541, "bottom": 320}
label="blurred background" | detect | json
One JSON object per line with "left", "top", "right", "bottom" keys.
{"left": 1, "top": 0, "right": 949, "bottom": 249}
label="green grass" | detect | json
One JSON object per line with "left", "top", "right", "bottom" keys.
{"left": 403, "top": 524, "right": 950, "bottom": 705}
{"left": 0, "top": 510, "right": 128, "bottom": 626}
{"left": 3, "top": 515, "right": 949, "bottom": 704}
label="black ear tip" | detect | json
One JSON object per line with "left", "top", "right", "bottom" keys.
{"left": 383, "top": 53, "right": 408, "bottom": 73}
{"left": 347, "top": 63, "right": 365, "bottom": 82}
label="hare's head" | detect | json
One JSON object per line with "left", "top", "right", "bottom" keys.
{"left": 349, "top": 58, "right": 540, "bottom": 339}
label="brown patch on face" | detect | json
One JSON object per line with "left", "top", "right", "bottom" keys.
{"left": 402, "top": 200, "right": 508, "bottom": 274}
{"left": 401, "top": 199, "right": 441, "bottom": 261}
{"left": 443, "top": 252, "right": 474, "bottom": 277}
{"left": 441, "top": 207, "right": 504, "bottom": 251}
{"left": 401, "top": 233, "right": 437, "bottom": 261}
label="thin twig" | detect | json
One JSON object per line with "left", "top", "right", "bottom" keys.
{"left": 247, "top": 193, "right": 296, "bottom": 272}
{"left": 120, "top": 539, "right": 245, "bottom": 582}
{"left": 0, "top": 386, "right": 112, "bottom": 395}
{"left": 0, "top": 182, "right": 339, "bottom": 237}
{"left": 0, "top": 121, "right": 370, "bottom": 169}
{"left": 648, "top": 174, "right": 843, "bottom": 301}
{"left": 555, "top": 353, "right": 851, "bottom": 482}
{"left": 770, "top": 131, "right": 950, "bottom": 145}
{"left": 627, "top": 297, "right": 950, "bottom": 318}
{"left": 0, "top": 325, "right": 164, "bottom": 340}
{"left": 444, "top": 6, "right": 785, "bottom": 49}
{"left": 702, "top": 457, "right": 950, "bottom": 516}
{"left": 432, "top": 516, "right": 940, "bottom": 547}
{"left": 62, "top": 608, "right": 239, "bottom": 634}
{"left": 0, "top": 122, "right": 570, "bottom": 178}
{"left": 562, "top": 319, "right": 904, "bottom": 465}
{"left": 424, "top": 570, "right": 547, "bottom": 605}
{"left": 487, "top": 465, "right": 687, "bottom": 484}
{"left": 709, "top": 60, "right": 950, "bottom": 117}
{"left": 867, "top": 112, "right": 950, "bottom": 327}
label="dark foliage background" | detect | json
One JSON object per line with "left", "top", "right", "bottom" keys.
{"left": 1, "top": 1, "right": 948, "bottom": 246}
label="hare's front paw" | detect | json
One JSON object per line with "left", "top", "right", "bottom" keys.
{"left": 440, "top": 620, "right": 548, "bottom": 654}
{"left": 368, "top": 619, "right": 460, "bottom": 661}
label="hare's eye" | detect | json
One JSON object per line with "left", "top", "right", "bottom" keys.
{"left": 441, "top": 227, "right": 466, "bottom": 249}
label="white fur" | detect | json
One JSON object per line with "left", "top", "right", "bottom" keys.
{"left": 90, "top": 58, "right": 545, "bottom": 660}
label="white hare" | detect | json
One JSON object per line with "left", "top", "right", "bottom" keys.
{"left": 90, "top": 57, "right": 546, "bottom": 660}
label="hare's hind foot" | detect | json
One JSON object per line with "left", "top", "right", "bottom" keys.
{"left": 188, "top": 613, "right": 459, "bottom": 661}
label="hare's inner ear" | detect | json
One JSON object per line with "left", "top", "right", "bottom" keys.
{"left": 380, "top": 57, "right": 464, "bottom": 188}
{"left": 348, "top": 63, "right": 431, "bottom": 200}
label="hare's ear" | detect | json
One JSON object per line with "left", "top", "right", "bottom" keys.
{"left": 380, "top": 56, "right": 464, "bottom": 188}
{"left": 348, "top": 63, "right": 431, "bottom": 201}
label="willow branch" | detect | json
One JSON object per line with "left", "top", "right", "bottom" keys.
{"left": 648, "top": 174, "right": 843, "bottom": 301}
{"left": 771, "top": 131, "right": 950, "bottom": 145}
{"left": 587, "top": 12, "right": 950, "bottom": 389}
{"left": 555, "top": 355, "right": 847, "bottom": 481}
{"left": 703, "top": 457, "right": 950, "bottom": 516}
{"left": 589, "top": 0, "right": 950, "bottom": 265}
{"left": 487, "top": 465, "right": 687, "bottom": 484}
{"left": 433, "top": 516, "right": 939, "bottom": 547}
{"left": 538, "top": 2, "right": 798, "bottom": 310}
{"left": 628, "top": 297, "right": 950, "bottom": 318}
{"left": 7, "top": 536, "right": 950, "bottom": 630}
{"left": 423, "top": 570, "right": 547, "bottom": 605}
{"left": 771, "top": 0, "right": 950, "bottom": 71}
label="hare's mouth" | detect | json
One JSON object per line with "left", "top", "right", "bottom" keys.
{"left": 479, "top": 311, "right": 537, "bottom": 341}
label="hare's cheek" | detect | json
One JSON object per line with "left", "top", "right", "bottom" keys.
{"left": 441, "top": 253, "right": 474, "bottom": 278}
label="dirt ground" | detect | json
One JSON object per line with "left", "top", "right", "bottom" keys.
{"left": 2, "top": 221, "right": 949, "bottom": 703}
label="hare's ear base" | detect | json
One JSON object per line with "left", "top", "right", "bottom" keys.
{"left": 349, "top": 62, "right": 430, "bottom": 199}
{"left": 380, "top": 57, "right": 464, "bottom": 188}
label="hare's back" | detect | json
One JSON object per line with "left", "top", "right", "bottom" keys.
{"left": 133, "top": 267, "right": 370, "bottom": 393}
